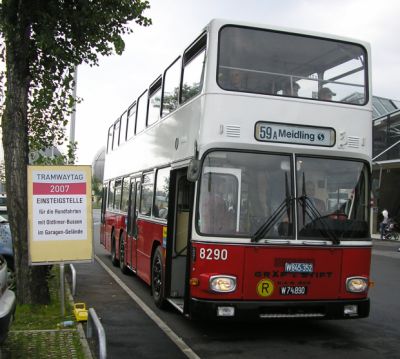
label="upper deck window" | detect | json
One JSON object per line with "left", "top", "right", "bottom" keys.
{"left": 162, "top": 57, "right": 181, "bottom": 117}
{"left": 148, "top": 78, "right": 162, "bottom": 126}
{"left": 181, "top": 33, "right": 207, "bottom": 104}
{"left": 136, "top": 90, "right": 148, "bottom": 134}
{"left": 126, "top": 103, "right": 136, "bottom": 141}
{"left": 120, "top": 111, "right": 128, "bottom": 144}
{"left": 218, "top": 26, "right": 368, "bottom": 105}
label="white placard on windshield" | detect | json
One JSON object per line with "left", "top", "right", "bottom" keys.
{"left": 255, "top": 122, "right": 335, "bottom": 147}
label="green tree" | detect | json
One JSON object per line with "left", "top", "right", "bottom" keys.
{"left": 0, "top": 0, "right": 151, "bottom": 305}
{"left": 92, "top": 175, "right": 103, "bottom": 205}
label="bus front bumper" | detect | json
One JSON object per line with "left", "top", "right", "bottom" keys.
{"left": 189, "top": 297, "right": 370, "bottom": 320}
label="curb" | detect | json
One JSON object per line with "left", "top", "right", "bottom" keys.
{"left": 66, "top": 276, "right": 94, "bottom": 359}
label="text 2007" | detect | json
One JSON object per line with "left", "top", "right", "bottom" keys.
{"left": 50, "top": 185, "right": 70, "bottom": 193}
{"left": 199, "top": 248, "right": 228, "bottom": 261}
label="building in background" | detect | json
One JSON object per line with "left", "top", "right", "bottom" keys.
{"left": 92, "top": 147, "right": 105, "bottom": 181}
{"left": 372, "top": 98, "right": 400, "bottom": 233}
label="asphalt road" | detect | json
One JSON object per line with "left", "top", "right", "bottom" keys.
{"left": 77, "top": 210, "right": 400, "bottom": 359}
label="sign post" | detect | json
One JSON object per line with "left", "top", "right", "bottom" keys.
{"left": 27, "top": 165, "right": 93, "bottom": 317}
{"left": 27, "top": 165, "right": 93, "bottom": 264}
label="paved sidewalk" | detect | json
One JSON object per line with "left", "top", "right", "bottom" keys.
{"left": 1, "top": 329, "right": 84, "bottom": 359}
{"left": 73, "top": 257, "right": 187, "bottom": 359}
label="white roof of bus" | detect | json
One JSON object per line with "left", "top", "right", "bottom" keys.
{"left": 207, "top": 18, "right": 370, "bottom": 48}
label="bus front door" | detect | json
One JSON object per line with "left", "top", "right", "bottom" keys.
{"left": 126, "top": 178, "right": 140, "bottom": 272}
{"left": 167, "top": 170, "right": 194, "bottom": 312}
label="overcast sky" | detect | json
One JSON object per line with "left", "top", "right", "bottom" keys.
{"left": 74, "top": 0, "right": 400, "bottom": 165}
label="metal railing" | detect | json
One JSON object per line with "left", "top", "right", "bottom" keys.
{"left": 87, "top": 308, "right": 107, "bottom": 359}
{"left": 69, "top": 264, "right": 76, "bottom": 296}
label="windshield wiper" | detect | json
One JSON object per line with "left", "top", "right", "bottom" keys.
{"left": 299, "top": 173, "right": 340, "bottom": 245}
{"left": 298, "top": 195, "right": 340, "bottom": 245}
{"left": 251, "top": 197, "right": 293, "bottom": 242}
{"left": 251, "top": 172, "right": 292, "bottom": 243}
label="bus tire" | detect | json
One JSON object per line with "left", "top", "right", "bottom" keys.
{"left": 119, "top": 233, "right": 129, "bottom": 274}
{"left": 111, "top": 232, "right": 119, "bottom": 266}
{"left": 151, "top": 246, "right": 167, "bottom": 309}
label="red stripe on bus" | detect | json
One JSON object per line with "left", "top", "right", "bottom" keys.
{"left": 33, "top": 183, "right": 86, "bottom": 195}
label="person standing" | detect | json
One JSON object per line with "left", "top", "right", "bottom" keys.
{"left": 380, "top": 209, "right": 389, "bottom": 239}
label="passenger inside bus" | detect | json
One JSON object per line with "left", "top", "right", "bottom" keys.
{"left": 199, "top": 176, "right": 236, "bottom": 234}
{"left": 229, "top": 69, "right": 246, "bottom": 91}
{"left": 247, "top": 171, "right": 271, "bottom": 228}
{"left": 282, "top": 82, "right": 300, "bottom": 97}
{"left": 318, "top": 87, "right": 336, "bottom": 101}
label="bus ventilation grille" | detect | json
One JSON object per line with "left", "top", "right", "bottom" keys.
{"left": 226, "top": 125, "right": 241, "bottom": 137}
{"left": 347, "top": 136, "right": 360, "bottom": 148}
{"left": 259, "top": 306, "right": 326, "bottom": 319}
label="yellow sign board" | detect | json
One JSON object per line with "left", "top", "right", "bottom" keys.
{"left": 27, "top": 165, "right": 93, "bottom": 264}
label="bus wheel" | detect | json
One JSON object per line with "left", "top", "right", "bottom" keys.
{"left": 151, "top": 246, "right": 166, "bottom": 309}
{"left": 111, "top": 232, "right": 119, "bottom": 267}
{"left": 119, "top": 234, "right": 129, "bottom": 274}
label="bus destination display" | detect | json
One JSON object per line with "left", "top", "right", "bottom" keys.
{"left": 255, "top": 122, "right": 335, "bottom": 147}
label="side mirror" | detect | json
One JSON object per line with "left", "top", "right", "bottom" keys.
{"left": 187, "top": 159, "right": 201, "bottom": 182}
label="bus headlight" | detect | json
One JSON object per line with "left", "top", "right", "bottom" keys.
{"left": 209, "top": 275, "right": 237, "bottom": 293}
{"left": 346, "top": 277, "right": 368, "bottom": 293}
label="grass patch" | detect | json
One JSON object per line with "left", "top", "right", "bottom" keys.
{"left": 11, "top": 267, "right": 74, "bottom": 330}
{"left": 1, "top": 266, "right": 88, "bottom": 358}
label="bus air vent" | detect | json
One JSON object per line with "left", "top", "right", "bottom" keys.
{"left": 347, "top": 136, "right": 360, "bottom": 148}
{"left": 226, "top": 125, "right": 241, "bottom": 137}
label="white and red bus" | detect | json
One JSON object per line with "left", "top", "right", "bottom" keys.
{"left": 100, "top": 19, "right": 372, "bottom": 320}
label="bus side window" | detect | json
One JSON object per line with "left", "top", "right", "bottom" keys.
{"left": 162, "top": 57, "right": 181, "bottom": 117}
{"left": 107, "top": 180, "right": 115, "bottom": 210}
{"left": 112, "top": 118, "right": 121, "bottom": 150}
{"left": 148, "top": 77, "right": 162, "bottom": 126}
{"left": 114, "top": 179, "right": 122, "bottom": 210}
{"left": 140, "top": 172, "right": 154, "bottom": 216}
{"left": 181, "top": 33, "right": 207, "bottom": 104}
{"left": 121, "top": 177, "right": 130, "bottom": 213}
{"left": 127, "top": 179, "right": 140, "bottom": 236}
{"left": 154, "top": 167, "right": 170, "bottom": 219}
{"left": 136, "top": 90, "right": 148, "bottom": 134}
{"left": 119, "top": 111, "right": 128, "bottom": 144}
{"left": 134, "top": 180, "right": 141, "bottom": 234}
{"left": 106, "top": 125, "right": 113, "bottom": 153}
{"left": 101, "top": 184, "right": 108, "bottom": 224}
{"left": 126, "top": 102, "right": 136, "bottom": 141}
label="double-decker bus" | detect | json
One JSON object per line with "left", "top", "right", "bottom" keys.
{"left": 100, "top": 19, "right": 372, "bottom": 320}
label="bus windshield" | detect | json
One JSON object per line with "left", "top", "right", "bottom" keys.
{"left": 197, "top": 151, "right": 294, "bottom": 238}
{"left": 218, "top": 25, "right": 367, "bottom": 104}
{"left": 197, "top": 151, "right": 369, "bottom": 240}
{"left": 297, "top": 157, "right": 369, "bottom": 240}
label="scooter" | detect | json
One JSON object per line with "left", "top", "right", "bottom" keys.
{"left": 383, "top": 219, "right": 400, "bottom": 241}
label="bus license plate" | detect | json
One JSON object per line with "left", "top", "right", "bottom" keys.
{"left": 285, "top": 262, "right": 313, "bottom": 273}
{"left": 280, "top": 286, "right": 307, "bottom": 295}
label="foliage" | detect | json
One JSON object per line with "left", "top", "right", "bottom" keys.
{"left": 0, "top": 161, "right": 5, "bottom": 184}
{"left": 1, "top": 0, "right": 152, "bottom": 153}
{"left": 181, "top": 82, "right": 202, "bottom": 103}
{"left": 0, "top": 0, "right": 152, "bottom": 305}
{"left": 92, "top": 175, "right": 103, "bottom": 198}
{"left": 31, "top": 142, "right": 78, "bottom": 165}
{"left": 158, "top": 83, "right": 201, "bottom": 115}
